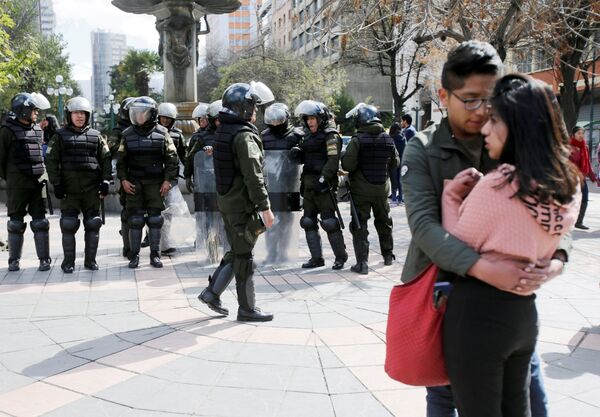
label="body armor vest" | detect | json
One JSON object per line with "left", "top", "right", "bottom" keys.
{"left": 58, "top": 127, "right": 101, "bottom": 172}
{"left": 123, "top": 125, "right": 167, "bottom": 180}
{"left": 169, "top": 127, "right": 184, "bottom": 148}
{"left": 3, "top": 118, "right": 44, "bottom": 176}
{"left": 190, "top": 128, "right": 216, "bottom": 149}
{"left": 357, "top": 131, "right": 396, "bottom": 185}
{"left": 213, "top": 122, "right": 254, "bottom": 195}
{"left": 302, "top": 127, "right": 338, "bottom": 175}
{"left": 261, "top": 127, "right": 303, "bottom": 150}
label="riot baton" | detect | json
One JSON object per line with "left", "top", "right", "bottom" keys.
{"left": 100, "top": 197, "right": 106, "bottom": 225}
{"left": 344, "top": 180, "right": 362, "bottom": 230}
{"left": 42, "top": 180, "right": 53, "bottom": 215}
{"left": 327, "top": 186, "right": 345, "bottom": 230}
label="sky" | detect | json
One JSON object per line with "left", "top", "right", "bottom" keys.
{"left": 54, "top": 0, "right": 159, "bottom": 81}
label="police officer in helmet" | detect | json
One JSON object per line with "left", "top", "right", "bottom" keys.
{"left": 293, "top": 100, "right": 348, "bottom": 270}
{"left": 117, "top": 96, "right": 179, "bottom": 269}
{"left": 46, "top": 96, "right": 112, "bottom": 272}
{"left": 198, "top": 81, "right": 276, "bottom": 322}
{"left": 341, "top": 103, "right": 400, "bottom": 274}
{"left": 0, "top": 92, "right": 52, "bottom": 271}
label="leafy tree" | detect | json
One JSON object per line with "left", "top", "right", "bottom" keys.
{"left": 332, "top": 90, "right": 356, "bottom": 135}
{"left": 212, "top": 48, "right": 346, "bottom": 114}
{"left": 109, "top": 49, "right": 163, "bottom": 103}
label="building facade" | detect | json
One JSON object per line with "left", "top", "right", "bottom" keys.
{"left": 34, "top": 0, "right": 56, "bottom": 38}
{"left": 91, "top": 31, "right": 128, "bottom": 110}
{"left": 205, "top": 0, "right": 262, "bottom": 57}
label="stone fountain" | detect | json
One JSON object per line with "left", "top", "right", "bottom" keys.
{"left": 111, "top": 0, "right": 241, "bottom": 134}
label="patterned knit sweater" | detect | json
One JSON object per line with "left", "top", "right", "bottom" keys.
{"left": 442, "top": 165, "right": 580, "bottom": 264}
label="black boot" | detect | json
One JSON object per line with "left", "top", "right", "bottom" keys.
{"left": 351, "top": 262, "right": 369, "bottom": 274}
{"left": 83, "top": 216, "right": 102, "bottom": 271}
{"left": 235, "top": 262, "right": 273, "bottom": 322}
{"left": 128, "top": 222, "right": 143, "bottom": 269}
{"left": 60, "top": 217, "right": 79, "bottom": 273}
{"left": 575, "top": 199, "right": 589, "bottom": 229}
{"left": 302, "top": 230, "right": 324, "bottom": 268}
{"left": 7, "top": 220, "right": 26, "bottom": 272}
{"left": 31, "top": 219, "right": 51, "bottom": 272}
{"left": 147, "top": 215, "right": 163, "bottom": 268}
{"left": 121, "top": 222, "right": 130, "bottom": 258}
{"left": 383, "top": 253, "right": 396, "bottom": 266}
{"left": 198, "top": 261, "right": 234, "bottom": 315}
{"left": 351, "top": 224, "right": 369, "bottom": 274}
{"left": 328, "top": 230, "right": 348, "bottom": 270}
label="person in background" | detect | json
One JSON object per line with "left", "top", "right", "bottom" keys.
{"left": 40, "top": 115, "right": 59, "bottom": 159}
{"left": 401, "top": 114, "right": 416, "bottom": 141}
{"left": 388, "top": 121, "right": 405, "bottom": 205}
{"left": 569, "top": 126, "right": 599, "bottom": 229}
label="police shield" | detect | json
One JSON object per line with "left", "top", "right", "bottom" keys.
{"left": 194, "top": 150, "right": 228, "bottom": 265}
{"left": 160, "top": 185, "right": 195, "bottom": 252}
{"left": 257, "top": 149, "right": 302, "bottom": 265}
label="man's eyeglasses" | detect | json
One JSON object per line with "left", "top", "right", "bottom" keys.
{"left": 448, "top": 91, "right": 489, "bottom": 111}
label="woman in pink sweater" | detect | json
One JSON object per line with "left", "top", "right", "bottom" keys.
{"left": 441, "top": 74, "right": 580, "bottom": 417}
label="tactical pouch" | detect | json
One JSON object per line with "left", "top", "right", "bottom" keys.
{"left": 244, "top": 212, "right": 266, "bottom": 244}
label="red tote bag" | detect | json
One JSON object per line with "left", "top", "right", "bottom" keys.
{"left": 384, "top": 263, "right": 449, "bottom": 387}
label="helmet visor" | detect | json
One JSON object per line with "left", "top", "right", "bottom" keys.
{"left": 345, "top": 103, "right": 366, "bottom": 119}
{"left": 248, "top": 81, "right": 275, "bottom": 106}
{"left": 208, "top": 100, "right": 223, "bottom": 118}
{"left": 30, "top": 93, "right": 51, "bottom": 110}
{"left": 264, "top": 104, "right": 289, "bottom": 126}
{"left": 294, "top": 100, "right": 320, "bottom": 117}
{"left": 129, "top": 106, "right": 153, "bottom": 126}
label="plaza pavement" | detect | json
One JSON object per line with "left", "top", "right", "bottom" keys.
{"left": 0, "top": 186, "right": 599, "bottom": 417}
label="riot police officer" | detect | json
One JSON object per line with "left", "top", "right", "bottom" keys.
{"left": 341, "top": 104, "right": 400, "bottom": 274}
{"left": 184, "top": 100, "right": 220, "bottom": 191}
{"left": 261, "top": 103, "right": 304, "bottom": 264}
{"left": 46, "top": 97, "right": 112, "bottom": 273}
{"left": 0, "top": 92, "right": 52, "bottom": 271}
{"left": 107, "top": 96, "right": 134, "bottom": 258}
{"left": 293, "top": 100, "right": 347, "bottom": 270}
{"left": 154, "top": 102, "right": 187, "bottom": 255}
{"left": 198, "top": 81, "right": 276, "bottom": 322}
{"left": 185, "top": 102, "right": 210, "bottom": 169}
{"left": 117, "top": 96, "right": 179, "bottom": 269}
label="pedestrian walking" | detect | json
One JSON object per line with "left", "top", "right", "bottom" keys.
{"left": 569, "top": 126, "right": 599, "bottom": 229}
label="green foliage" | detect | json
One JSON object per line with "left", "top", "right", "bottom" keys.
{"left": 109, "top": 49, "right": 162, "bottom": 103}
{"left": 332, "top": 90, "right": 356, "bottom": 135}
{"left": 211, "top": 49, "right": 346, "bottom": 112}
{"left": 0, "top": 1, "right": 79, "bottom": 117}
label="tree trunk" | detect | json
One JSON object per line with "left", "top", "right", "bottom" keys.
{"left": 390, "top": 55, "right": 405, "bottom": 120}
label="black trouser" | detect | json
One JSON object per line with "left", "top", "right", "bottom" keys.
{"left": 443, "top": 278, "right": 538, "bottom": 417}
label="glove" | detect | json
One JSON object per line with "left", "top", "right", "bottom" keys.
{"left": 53, "top": 183, "right": 65, "bottom": 199}
{"left": 186, "top": 177, "right": 194, "bottom": 193}
{"left": 98, "top": 180, "right": 109, "bottom": 197}
{"left": 289, "top": 146, "right": 304, "bottom": 164}
{"left": 314, "top": 176, "right": 330, "bottom": 194}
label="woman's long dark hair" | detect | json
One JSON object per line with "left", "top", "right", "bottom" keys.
{"left": 491, "top": 74, "right": 579, "bottom": 205}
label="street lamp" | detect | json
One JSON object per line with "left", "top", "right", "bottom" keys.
{"left": 46, "top": 74, "right": 73, "bottom": 125}
{"left": 103, "top": 94, "right": 120, "bottom": 131}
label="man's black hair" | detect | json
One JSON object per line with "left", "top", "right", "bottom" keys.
{"left": 401, "top": 114, "right": 412, "bottom": 125}
{"left": 441, "top": 41, "right": 503, "bottom": 91}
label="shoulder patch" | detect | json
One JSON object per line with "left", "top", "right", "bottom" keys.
{"left": 46, "top": 145, "right": 52, "bottom": 155}
{"left": 401, "top": 165, "right": 409, "bottom": 177}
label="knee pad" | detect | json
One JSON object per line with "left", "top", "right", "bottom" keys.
{"left": 300, "top": 216, "right": 318, "bottom": 231}
{"left": 7, "top": 220, "right": 26, "bottom": 234}
{"left": 30, "top": 218, "right": 50, "bottom": 233}
{"left": 146, "top": 214, "right": 164, "bottom": 229}
{"left": 128, "top": 215, "right": 146, "bottom": 229}
{"left": 60, "top": 217, "right": 81, "bottom": 234}
{"left": 320, "top": 217, "right": 340, "bottom": 233}
{"left": 83, "top": 216, "right": 103, "bottom": 232}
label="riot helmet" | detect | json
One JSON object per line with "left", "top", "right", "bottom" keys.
{"left": 128, "top": 96, "right": 158, "bottom": 127}
{"left": 345, "top": 103, "right": 381, "bottom": 128}
{"left": 221, "top": 81, "right": 275, "bottom": 122}
{"left": 207, "top": 100, "right": 223, "bottom": 129}
{"left": 157, "top": 102, "right": 178, "bottom": 129}
{"left": 294, "top": 99, "right": 330, "bottom": 130}
{"left": 264, "top": 103, "right": 290, "bottom": 127}
{"left": 65, "top": 96, "right": 93, "bottom": 129}
{"left": 10, "top": 92, "right": 51, "bottom": 123}
{"left": 192, "top": 102, "right": 209, "bottom": 128}
{"left": 119, "top": 97, "right": 135, "bottom": 122}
